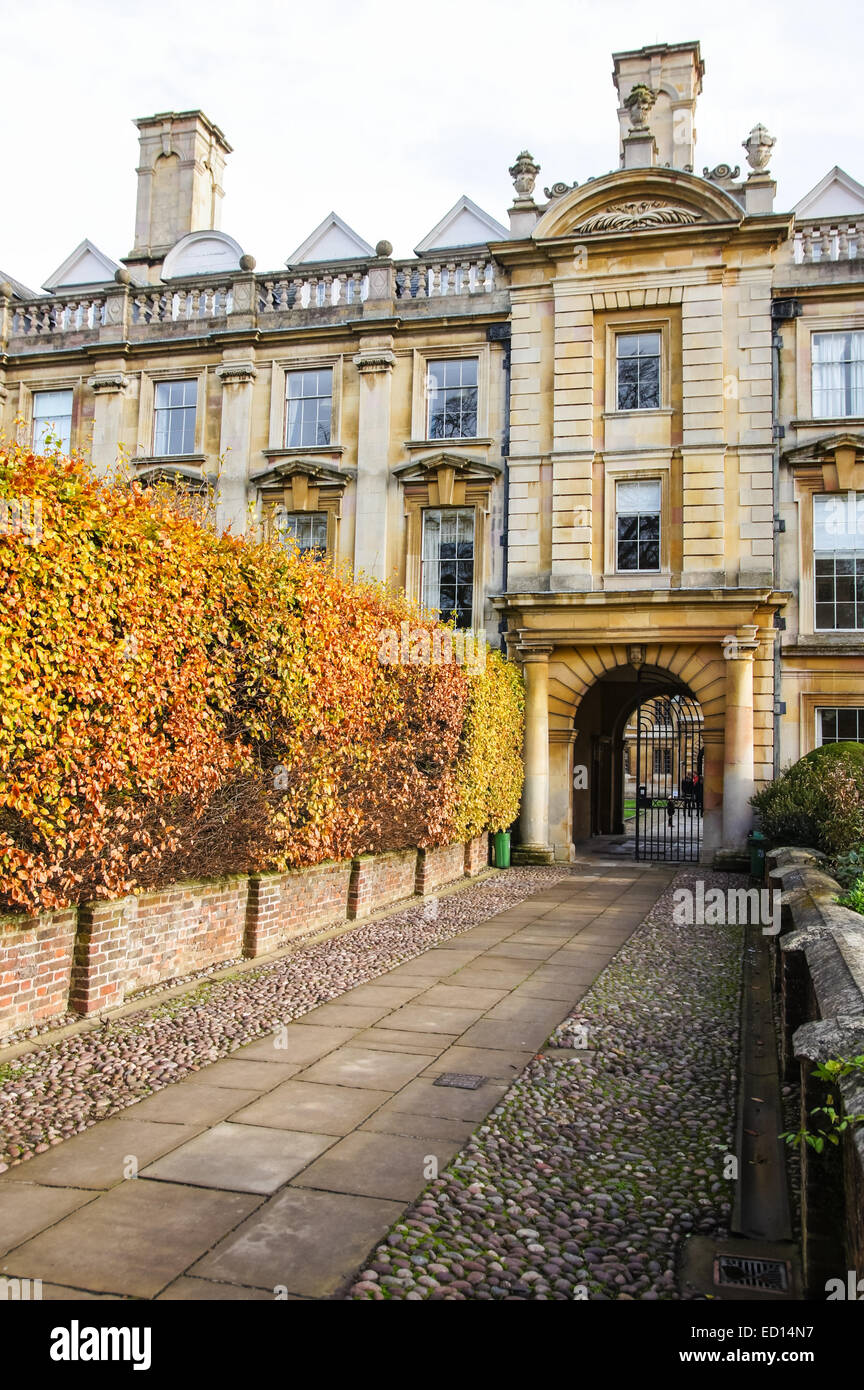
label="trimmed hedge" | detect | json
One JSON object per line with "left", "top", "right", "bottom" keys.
{"left": 751, "top": 741, "right": 864, "bottom": 855}
{"left": 0, "top": 448, "right": 524, "bottom": 913}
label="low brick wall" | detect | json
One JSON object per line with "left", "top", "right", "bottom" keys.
{"left": 72, "top": 877, "right": 249, "bottom": 1015}
{"left": 464, "top": 832, "right": 490, "bottom": 877}
{"left": 0, "top": 836, "right": 492, "bottom": 1038}
{"left": 0, "top": 909, "right": 77, "bottom": 1039}
{"left": 416, "top": 842, "right": 468, "bottom": 896}
{"left": 348, "top": 850, "right": 417, "bottom": 920}
{"left": 768, "top": 845, "right": 864, "bottom": 1296}
{"left": 245, "top": 861, "right": 353, "bottom": 957}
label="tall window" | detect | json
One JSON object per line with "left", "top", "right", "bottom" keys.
{"left": 32, "top": 389, "right": 73, "bottom": 453}
{"left": 616, "top": 332, "right": 661, "bottom": 410}
{"left": 814, "top": 492, "right": 864, "bottom": 629}
{"left": 154, "top": 380, "right": 197, "bottom": 455}
{"left": 275, "top": 510, "right": 328, "bottom": 557}
{"left": 616, "top": 479, "right": 661, "bottom": 572}
{"left": 817, "top": 707, "right": 864, "bottom": 744}
{"left": 812, "top": 332, "right": 864, "bottom": 418}
{"left": 421, "top": 508, "right": 475, "bottom": 629}
{"left": 427, "top": 359, "right": 478, "bottom": 439}
{"left": 285, "top": 369, "right": 332, "bottom": 446}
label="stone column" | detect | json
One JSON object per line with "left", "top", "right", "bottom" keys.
{"left": 548, "top": 728, "right": 577, "bottom": 862}
{"left": 722, "top": 625, "right": 760, "bottom": 848}
{"left": 516, "top": 645, "right": 554, "bottom": 862}
{"left": 87, "top": 370, "right": 129, "bottom": 476}
{"left": 215, "top": 358, "right": 258, "bottom": 536}
{"left": 352, "top": 338, "right": 395, "bottom": 580}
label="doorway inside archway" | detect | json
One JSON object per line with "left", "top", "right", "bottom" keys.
{"left": 625, "top": 693, "right": 704, "bottom": 862}
{"left": 571, "top": 664, "right": 705, "bottom": 863}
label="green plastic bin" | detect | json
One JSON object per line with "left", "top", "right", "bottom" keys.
{"left": 493, "top": 831, "right": 511, "bottom": 869}
{"left": 748, "top": 829, "right": 766, "bottom": 881}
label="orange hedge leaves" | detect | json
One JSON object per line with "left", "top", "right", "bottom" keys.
{"left": 0, "top": 448, "right": 523, "bottom": 913}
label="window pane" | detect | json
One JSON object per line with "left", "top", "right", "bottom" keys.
{"left": 421, "top": 507, "right": 475, "bottom": 628}
{"left": 32, "top": 389, "right": 73, "bottom": 453}
{"left": 818, "top": 707, "right": 864, "bottom": 745}
{"left": 153, "top": 379, "right": 197, "bottom": 456}
{"left": 426, "top": 359, "right": 479, "bottom": 440}
{"left": 286, "top": 369, "right": 332, "bottom": 446}
{"left": 617, "top": 480, "right": 661, "bottom": 512}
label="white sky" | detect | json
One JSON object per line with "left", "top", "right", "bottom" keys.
{"left": 3, "top": 0, "right": 862, "bottom": 290}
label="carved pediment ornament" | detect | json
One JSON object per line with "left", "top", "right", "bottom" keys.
{"left": 572, "top": 200, "right": 700, "bottom": 234}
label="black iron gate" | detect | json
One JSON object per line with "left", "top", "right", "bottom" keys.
{"left": 634, "top": 693, "right": 703, "bottom": 862}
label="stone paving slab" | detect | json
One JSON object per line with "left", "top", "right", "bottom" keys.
{"left": 0, "top": 1117, "right": 202, "bottom": 1190}
{"left": 292, "top": 1130, "right": 464, "bottom": 1201}
{"left": 1, "top": 1180, "right": 261, "bottom": 1298}
{"left": 141, "top": 1122, "right": 335, "bottom": 1194}
{"left": 189, "top": 1187, "right": 405, "bottom": 1297}
{"left": 231, "top": 1081, "right": 392, "bottom": 1136}
{"left": 0, "top": 861, "right": 673, "bottom": 1299}
{"left": 0, "top": 1183, "right": 97, "bottom": 1256}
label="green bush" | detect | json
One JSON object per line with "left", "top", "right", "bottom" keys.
{"left": 751, "top": 741, "right": 864, "bottom": 856}
{"left": 832, "top": 845, "right": 864, "bottom": 890}
{"left": 837, "top": 874, "right": 864, "bottom": 916}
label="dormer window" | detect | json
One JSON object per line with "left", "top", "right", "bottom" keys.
{"left": 616, "top": 332, "right": 661, "bottom": 410}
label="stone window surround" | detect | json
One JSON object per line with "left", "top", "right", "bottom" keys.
{"left": 800, "top": 692, "right": 864, "bottom": 756}
{"left": 396, "top": 453, "right": 499, "bottom": 633}
{"left": 601, "top": 453, "right": 672, "bottom": 584}
{"left": 601, "top": 313, "right": 675, "bottom": 417}
{"left": 256, "top": 460, "right": 352, "bottom": 559}
{"left": 789, "top": 440, "right": 864, "bottom": 634}
{"left": 267, "top": 353, "right": 343, "bottom": 452}
{"left": 408, "top": 343, "right": 491, "bottom": 446}
{"left": 134, "top": 364, "right": 207, "bottom": 462}
{"left": 12, "top": 375, "right": 83, "bottom": 452}
{"left": 794, "top": 312, "right": 864, "bottom": 425}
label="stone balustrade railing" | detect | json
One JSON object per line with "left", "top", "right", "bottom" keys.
{"left": 1, "top": 254, "right": 504, "bottom": 349}
{"left": 793, "top": 220, "right": 862, "bottom": 264}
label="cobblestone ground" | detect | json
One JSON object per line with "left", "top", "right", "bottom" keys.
{"left": 0, "top": 867, "right": 569, "bottom": 1171}
{"left": 348, "top": 868, "right": 745, "bottom": 1301}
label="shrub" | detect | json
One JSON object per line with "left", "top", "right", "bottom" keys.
{"left": 837, "top": 875, "right": 864, "bottom": 916}
{"left": 751, "top": 741, "right": 864, "bottom": 855}
{"left": 0, "top": 448, "right": 524, "bottom": 912}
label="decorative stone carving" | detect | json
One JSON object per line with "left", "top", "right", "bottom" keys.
{"left": 352, "top": 349, "right": 396, "bottom": 375}
{"left": 87, "top": 371, "right": 127, "bottom": 394}
{"left": 742, "top": 124, "right": 776, "bottom": 173}
{"left": 543, "top": 181, "right": 577, "bottom": 201}
{"left": 573, "top": 199, "right": 700, "bottom": 234}
{"left": 703, "top": 163, "right": 741, "bottom": 182}
{"left": 215, "top": 361, "right": 257, "bottom": 386}
{"left": 509, "top": 151, "right": 540, "bottom": 201}
{"left": 624, "top": 84, "right": 656, "bottom": 130}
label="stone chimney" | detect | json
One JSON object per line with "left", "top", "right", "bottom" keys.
{"left": 612, "top": 41, "right": 704, "bottom": 171}
{"left": 125, "top": 110, "right": 232, "bottom": 278}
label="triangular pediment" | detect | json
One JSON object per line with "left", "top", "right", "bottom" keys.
{"left": 414, "top": 196, "right": 508, "bottom": 254}
{"left": 251, "top": 458, "right": 355, "bottom": 489}
{"left": 287, "top": 213, "right": 374, "bottom": 266}
{"left": 42, "top": 239, "right": 120, "bottom": 291}
{"left": 393, "top": 452, "right": 501, "bottom": 483}
{"left": 794, "top": 167, "right": 864, "bottom": 220}
{"left": 533, "top": 169, "right": 744, "bottom": 241}
{"left": 783, "top": 432, "right": 864, "bottom": 465}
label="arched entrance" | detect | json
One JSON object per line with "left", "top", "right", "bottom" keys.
{"left": 567, "top": 659, "right": 709, "bottom": 862}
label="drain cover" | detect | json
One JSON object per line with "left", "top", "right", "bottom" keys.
{"left": 714, "top": 1255, "right": 790, "bottom": 1292}
{"left": 434, "top": 1072, "right": 486, "bottom": 1090}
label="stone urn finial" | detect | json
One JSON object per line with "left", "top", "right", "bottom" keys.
{"left": 509, "top": 150, "right": 540, "bottom": 202}
{"left": 743, "top": 123, "right": 776, "bottom": 174}
{"left": 625, "top": 84, "right": 656, "bottom": 131}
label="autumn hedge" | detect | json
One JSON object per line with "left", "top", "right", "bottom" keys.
{"left": 0, "top": 447, "right": 524, "bottom": 914}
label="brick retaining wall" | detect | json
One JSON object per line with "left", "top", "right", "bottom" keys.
{"left": 0, "top": 839, "right": 492, "bottom": 1038}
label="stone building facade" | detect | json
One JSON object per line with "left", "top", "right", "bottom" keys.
{"left": 2, "top": 40, "right": 863, "bottom": 862}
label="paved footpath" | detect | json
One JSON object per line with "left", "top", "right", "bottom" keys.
{"left": 0, "top": 860, "right": 673, "bottom": 1300}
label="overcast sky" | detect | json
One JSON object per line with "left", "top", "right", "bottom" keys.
{"left": 3, "top": 0, "right": 862, "bottom": 291}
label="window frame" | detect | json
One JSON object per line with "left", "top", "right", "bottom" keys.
{"left": 152, "top": 378, "right": 199, "bottom": 458}
{"left": 813, "top": 491, "right": 864, "bottom": 631}
{"left": 816, "top": 705, "right": 864, "bottom": 746}
{"left": 409, "top": 345, "right": 491, "bottom": 444}
{"left": 273, "top": 508, "right": 329, "bottom": 558}
{"left": 31, "top": 386, "right": 74, "bottom": 454}
{"left": 425, "top": 358, "right": 479, "bottom": 442}
{"left": 615, "top": 330, "right": 663, "bottom": 412}
{"left": 811, "top": 330, "right": 864, "bottom": 421}
{"left": 419, "top": 504, "right": 477, "bottom": 630}
{"left": 284, "top": 366, "right": 334, "bottom": 448}
{"left": 614, "top": 476, "right": 662, "bottom": 574}
{"left": 604, "top": 321, "right": 670, "bottom": 416}
{"left": 136, "top": 367, "right": 207, "bottom": 462}
{"left": 267, "top": 356, "right": 343, "bottom": 453}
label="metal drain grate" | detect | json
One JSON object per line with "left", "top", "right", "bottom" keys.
{"left": 714, "top": 1255, "right": 790, "bottom": 1292}
{"left": 433, "top": 1072, "right": 486, "bottom": 1090}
